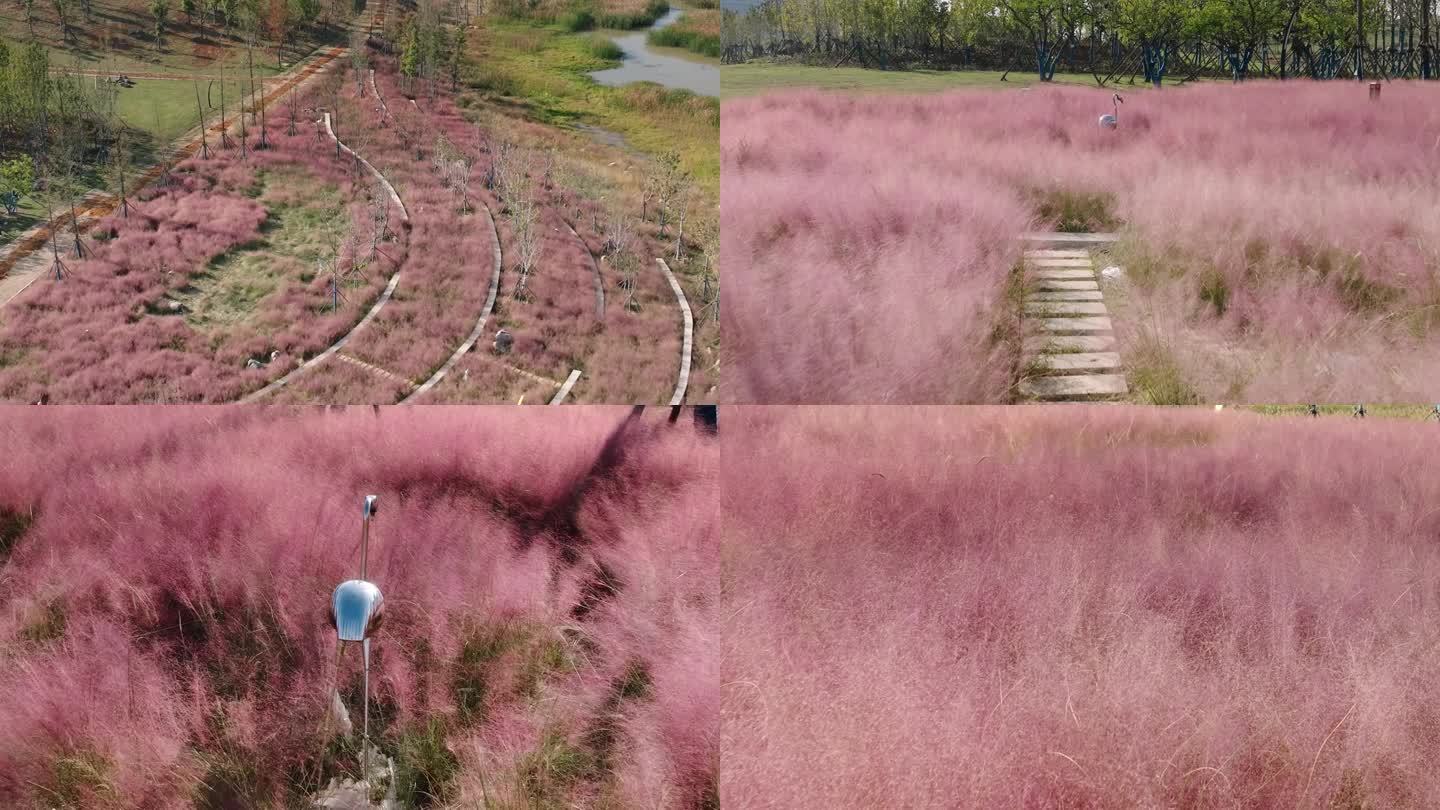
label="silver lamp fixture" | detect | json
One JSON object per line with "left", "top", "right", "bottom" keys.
{"left": 331, "top": 495, "right": 384, "bottom": 780}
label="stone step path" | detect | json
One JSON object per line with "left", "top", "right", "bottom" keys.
{"left": 1017, "top": 247, "right": 1129, "bottom": 401}
{"left": 1020, "top": 232, "right": 1121, "bottom": 246}
{"left": 336, "top": 352, "right": 418, "bottom": 391}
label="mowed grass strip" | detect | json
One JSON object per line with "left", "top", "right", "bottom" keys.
{"left": 113, "top": 77, "right": 254, "bottom": 143}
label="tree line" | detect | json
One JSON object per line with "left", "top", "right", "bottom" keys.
{"left": 722, "top": 0, "right": 1440, "bottom": 82}
{"left": 0, "top": 41, "right": 122, "bottom": 166}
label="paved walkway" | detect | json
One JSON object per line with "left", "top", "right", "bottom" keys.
{"left": 1017, "top": 235, "right": 1129, "bottom": 401}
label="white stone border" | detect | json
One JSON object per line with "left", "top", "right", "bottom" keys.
{"left": 550, "top": 369, "right": 583, "bottom": 404}
{"left": 655, "top": 258, "right": 692, "bottom": 406}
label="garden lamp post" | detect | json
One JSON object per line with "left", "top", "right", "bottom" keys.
{"left": 331, "top": 495, "right": 384, "bottom": 781}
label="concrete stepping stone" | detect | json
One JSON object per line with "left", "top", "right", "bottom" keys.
{"left": 1019, "top": 374, "right": 1129, "bottom": 399}
{"left": 1038, "top": 316, "right": 1113, "bottom": 333}
{"left": 1021, "top": 232, "right": 1120, "bottom": 244}
{"left": 1017, "top": 240, "right": 1130, "bottom": 402}
{"left": 1034, "top": 269, "right": 1094, "bottom": 280}
{"left": 1029, "top": 290, "right": 1103, "bottom": 301}
{"left": 1025, "top": 301, "right": 1109, "bottom": 316}
{"left": 1034, "top": 278, "right": 1100, "bottom": 291}
{"left": 1028, "top": 258, "right": 1094, "bottom": 267}
{"left": 1025, "top": 335, "right": 1117, "bottom": 352}
{"left": 1034, "top": 351, "right": 1122, "bottom": 372}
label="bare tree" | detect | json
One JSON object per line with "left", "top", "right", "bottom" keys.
{"left": 368, "top": 178, "right": 391, "bottom": 261}
{"left": 653, "top": 151, "right": 688, "bottom": 236}
{"left": 447, "top": 156, "right": 473, "bottom": 213}
{"left": 243, "top": 18, "right": 270, "bottom": 150}
{"left": 487, "top": 139, "right": 516, "bottom": 201}
{"left": 695, "top": 221, "right": 718, "bottom": 326}
{"left": 316, "top": 69, "right": 346, "bottom": 159}
{"left": 600, "top": 198, "right": 641, "bottom": 312}
{"left": 52, "top": 0, "right": 74, "bottom": 43}
{"left": 107, "top": 129, "right": 134, "bottom": 219}
{"left": 194, "top": 79, "right": 212, "bottom": 159}
{"left": 216, "top": 63, "right": 234, "bottom": 149}
{"left": 432, "top": 133, "right": 457, "bottom": 179}
{"left": 286, "top": 85, "right": 299, "bottom": 137}
{"left": 351, "top": 30, "right": 370, "bottom": 96}
{"left": 672, "top": 184, "right": 694, "bottom": 261}
{"left": 615, "top": 248, "right": 640, "bottom": 312}
{"left": 507, "top": 154, "right": 543, "bottom": 301}
{"left": 338, "top": 94, "right": 368, "bottom": 177}
{"left": 602, "top": 195, "right": 634, "bottom": 258}
{"left": 35, "top": 162, "right": 82, "bottom": 279}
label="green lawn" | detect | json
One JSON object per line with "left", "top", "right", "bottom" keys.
{"left": 112, "top": 78, "right": 255, "bottom": 143}
{"left": 0, "top": 197, "right": 44, "bottom": 243}
{"left": 720, "top": 62, "right": 1193, "bottom": 98}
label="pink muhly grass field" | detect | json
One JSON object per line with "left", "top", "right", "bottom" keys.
{"left": 0, "top": 54, "right": 692, "bottom": 404}
{"left": 335, "top": 62, "right": 498, "bottom": 387}
{"left": 336, "top": 61, "right": 689, "bottom": 404}
{"left": 0, "top": 77, "right": 404, "bottom": 404}
{"left": 722, "top": 93, "right": 1031, "bottom": 403}
{"left": 723, "top": 82, "right": 1440, "bottom": 402}
{"left": 426, "top": 352, "right": 565, "bottom": 404}
{"left": 723, "top": 405, "right": 1440, "bottom": 806}
{"left": 0, "top": 406, "right": 716, "bottom": 808}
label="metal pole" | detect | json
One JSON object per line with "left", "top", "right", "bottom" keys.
{"left": 360, "top": 508, "right": 370, "bottom": 580}
{"left": 362, "top": 636, "right": 371, "bottom": 780}
{"left": 360, "top": 495, "right": 377, "bottom": 580}
{"left": 1425, "top": 0, "right": 1432, "bottom": 78}
{"left": 1357, "top": 0, "right": 1365, "bottom": 79}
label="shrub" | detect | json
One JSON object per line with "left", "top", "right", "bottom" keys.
{"left": 1128, "top": 332, "right": 1199, "bottom": 405}
{"left": 1032, "top": 187, "right": 1118, "bottom": 233}
{"left": 393, "top": 719, "right": 460, "bottom": 807}
{"left": 587, "top": 34, "right": 624, "bottom": 60}
{"left": 559, "top": 8, "right": 595, "bottom": 31}
{"left": 1198, "top": 267, "right": 1229, "bottom": 316}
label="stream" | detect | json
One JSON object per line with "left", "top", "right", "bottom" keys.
{"left": 589, "top": 7, "right": 720, "bottom": 97}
